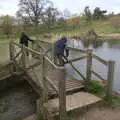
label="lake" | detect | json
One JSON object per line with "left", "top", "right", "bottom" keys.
{"left": 67, "top": 39, "right": 120, "bottom": 92}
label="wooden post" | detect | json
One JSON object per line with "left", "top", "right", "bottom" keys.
{"left": 58, "top": 67, "right": 66, "bottom": 120}
{"left": 42, "top": 56, "right": 48, "bottom": 103}
{"left": 9, "top": 41, "right": 15, "bottom": 73}
{"left": 106, "top": 60, "right": 115, "bottom": 103}
{"left": 52, "top": 42, "right": 55, "bottom": 63}
{"left": 21, "top": 46, "right": 26, "bottom": 69}
{"left": 86, "top": 49, "right": 92, "bottom": 85}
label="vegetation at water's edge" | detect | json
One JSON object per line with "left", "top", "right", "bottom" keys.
{"left": 85, "top": 80, "right": 120, "bottom": 107}
{"left": 85, "top": 80, "right": 105, "bottom": 98}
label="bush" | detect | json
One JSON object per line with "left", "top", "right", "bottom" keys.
{"left": 85, "top": 80, "right": 105, "bottom": 95}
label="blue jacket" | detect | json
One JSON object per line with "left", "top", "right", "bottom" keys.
{"left": 55, "top": 37, "right": 67, "bottom": 54}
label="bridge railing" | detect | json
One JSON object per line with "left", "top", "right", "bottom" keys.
{"left": 92, "top": 53, "right": 115, "bottom": 102}
{"left": 9, "top": 40, "right": 67, "bottom": 120}
{"left": 33, "top": 39, "right": 115, "bottom": 103}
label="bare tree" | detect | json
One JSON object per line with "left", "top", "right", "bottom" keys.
{"left": 17, "top": 0, "right": 52, "bottom": 27}
{"left": 43, "top": 6, "right": 59, "bottom": 28}
{"left": 84, "top": 6, "right": 92, "bottom": 24}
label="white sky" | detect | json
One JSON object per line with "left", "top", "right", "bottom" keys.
{"left": 0, "top": 0, "right": 120, "bottom": 16}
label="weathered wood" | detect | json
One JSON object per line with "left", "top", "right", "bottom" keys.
{"left": 0, "top": 74, "right": 12, "bottom": 81}
{"left": 86, "top": 50, "right": 92, "bottom": 84}
{"left": 42, "top": 56, "right": 46, "bottom": 102}
{"left": 45, "top": 76, "right": 59, "bottom": 93}
{"left": 12, "top": 50, "right": 22, "bottom": 61}
{"left": 67, "top": 55, "right": 87, "bottom": 63}
{"left": 106, "top": 60, "right": 115, "bottom": 103}
{"left": 9, "top": 41, "right": 15, "bottom": 73}
{"left": 45, "top": 56, "right": 64, "bottom": 69}
{"left": 69, "top": 62, "right": 86, "bottom": 81}
{"left": 21, "top": 46, "right": 26, "bottom": 69}
{"left": 58, "top": 67, "right": 66, "bottom": 120}
{"left": 92, "top": 54, "right": 108, "bottom": 66}
{"left": 68, "top": 46, "right": 87, "bottom": 53}
{"left": 11, "top": 42, "right": 43, "bottom": 57}
{"left": 51, "top": 42, "right": 55, "bottom": 63}
{"left": 44, "top": 92, "right": 101, "bottom": 116}
{"left": 91, "top": 70, "right": 106, "bottom": 82}
{"left": 26, "top": 61, "right": 41, "bottom": 70}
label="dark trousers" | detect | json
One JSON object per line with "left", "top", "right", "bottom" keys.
{"left": 55, "top": 53, "right": 68, "bottom": 66}
{"left": 21, "top": 44, "right": 29, "bottom": 56}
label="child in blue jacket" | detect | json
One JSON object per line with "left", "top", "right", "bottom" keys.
{"left": 55, "top": 36, "right": 69, "bottom": 66}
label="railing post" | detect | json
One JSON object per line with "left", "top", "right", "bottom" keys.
{"left": 58, "top": 67, "right": 66, "bottom": 120}
{"left": 9, "top": 41, "right": 15, "bottom": 73}
{"left": 42, "top": 56, "right": 48, "bottom": 103}
{"left": 21, "top": 46, "right": 26, "bottom": 69}
{"left": 52, "top": 42, "right": 55, "bottom": 63}
{"left": 106, "top": 60, "right": 115, "bottom": 103}
{"left": 86, "top": 49, "right": 93, "bottom": 85}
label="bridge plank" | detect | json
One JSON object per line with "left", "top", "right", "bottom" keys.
{"left": 44, "top": 92, "right": 101, "bottom": 116}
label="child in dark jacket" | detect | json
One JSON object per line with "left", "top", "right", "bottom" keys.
{"left": 19, "top": 32, "right": 34, "bottom": 56}
{"left": 55, "top": 36, "right": 69, "bottom": 66}
{"left": 19, "top": 32, "right": 33, "bottom": 47}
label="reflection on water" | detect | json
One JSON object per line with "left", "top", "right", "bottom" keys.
{"left": 68, "top": 39, "right": 120, "bottom": 91}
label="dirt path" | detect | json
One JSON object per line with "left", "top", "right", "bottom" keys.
{"left": 100, "top": 33, "right": 120, "bottom": 39}
{"left": 75, "top": 107, "right": 120, "bottom": 120}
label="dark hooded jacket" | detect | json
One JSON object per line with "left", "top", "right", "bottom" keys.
{"left": 55, "top": 36, "right": 67, "bottom": 54}
{"left": 19, "top": 32, "right": 32, "bottom": 46}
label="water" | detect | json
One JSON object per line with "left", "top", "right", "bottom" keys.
{"left": 68, "top": 39, "right": 120, "bottom": 91}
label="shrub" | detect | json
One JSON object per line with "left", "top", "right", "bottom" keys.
{"left": 85, "top": 80, "right": 105, "bottom": 94}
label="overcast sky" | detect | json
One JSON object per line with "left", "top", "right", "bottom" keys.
{"left": 0, "top": 0, "right": 120, "bottom": 16}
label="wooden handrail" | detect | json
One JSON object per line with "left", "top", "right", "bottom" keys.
{"left": 92, "top": 54, "right": 108, "bottom": 66}
{"left": 26, "top": 61, "right": 42, "bottom": 70}
{"left": 44, "top": 56, "right": 65, "bottom": 70}
{"left": 12, "top": 50, "right": 22, "bottom": 60}
{"left": 11, "top": 41, "right": 43, "bottom": 57}
{"left": 68, "top": 46, "right": 87, "bottom": 53}
{"left": 69, "top": 62, "right": 87, "bottom": 81}
{"left": 45, "top": 76, "right": 59, "bottom": 93}
{"left": 91, "top": 70, "right": 106, "bottom": 82}
{"left": 66, "top": 55, "right": 87, "bottom": 63}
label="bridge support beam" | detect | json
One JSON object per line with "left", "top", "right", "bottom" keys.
{"left": 106, "top": 60, "right": 115, "bottom": 103}
{"left": 9, "top": 41, "right": 16, "bottom": 73}
{"left": 58, "top": 67, "right": 67, "bottom": 120}
{"left": 86, "top": 49, "right": 93, "bottom": 85}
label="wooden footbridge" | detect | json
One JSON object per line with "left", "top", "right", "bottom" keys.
{"left": 8, "top": 39, "right": 115, "bottom": 120}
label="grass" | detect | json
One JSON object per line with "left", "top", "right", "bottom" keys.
{"left": 85, "top": 80, "right": 120, "bottom": 107}
{"left": 37, "top": 19, "right": 120, "bottom": 40}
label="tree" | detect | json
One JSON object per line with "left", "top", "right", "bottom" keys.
{"left": 84, "top": 6, "right": 92, "bottom": 24}
{"left": 43, "top": 6, "right": 59, "bottom": 28}
{"left": 17, "top": 0, "right": 52, "bottom": 27}
{"left": 93, "top": 7, "right": 107, "bottom": 20}
{"left": 1, "top": 15, "right": 13, "bottom": 36}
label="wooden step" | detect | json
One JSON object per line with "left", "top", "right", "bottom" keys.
{"left": 44, "top": 92, "right": 101, "bottom": 116}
